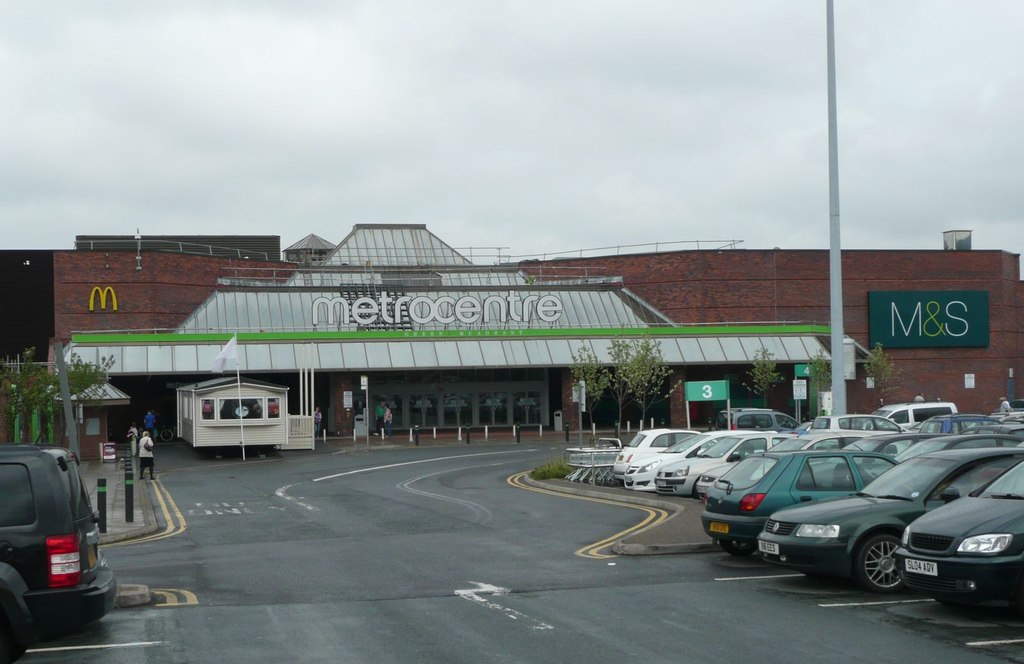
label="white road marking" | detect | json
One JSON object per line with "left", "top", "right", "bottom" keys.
{"left": 455, "top": 582, "right": 554, "bottom": 631}
{"left": 714, "top": 574, "right": 804, "bottom": 581}
{"left": 278, "top": 449, "right": 536, "bottom": 512}
{"left": 29, "top": 641, "right": 164, "bottom": 654}
{"left": 819, "top": 599, "right": 936, "bottom": 608}
{"left": 313, "top": 449, "right": 537, "bottom": 482}
{"left": 967, "top": 638, "right": 1024, "bottom": 647}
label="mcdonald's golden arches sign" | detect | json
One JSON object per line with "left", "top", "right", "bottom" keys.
{"left": 88, "top": 286, "right": 118, "bottom": 311}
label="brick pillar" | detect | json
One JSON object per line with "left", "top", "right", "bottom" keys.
{"left": 669, "top": 368, "right": 687, "bottom": 428}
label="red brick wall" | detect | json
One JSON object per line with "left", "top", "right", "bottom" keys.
{"left": 531, "top": 249, "right": 1023, "bottom": 415}
{"left": 53, "top": 251, "right": 294, "bottom": 342}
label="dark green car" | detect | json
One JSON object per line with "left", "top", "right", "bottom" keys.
{"left": 757, "top": 447, "right": 1024, "bottom": 592}
{"left": 701, "top": 450, "right": 897, "bottom": 556}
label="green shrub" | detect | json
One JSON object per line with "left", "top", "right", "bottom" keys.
{"left": 530, "top": 458, "right": 572, "bottom": 480}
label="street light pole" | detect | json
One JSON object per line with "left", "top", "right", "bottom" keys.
{"left": 826, "top": 0, "right": 847, "bottom": 415}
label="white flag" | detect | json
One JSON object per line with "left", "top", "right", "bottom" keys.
{"left": 211, "top": 335, "right": 238, "bottom": 373}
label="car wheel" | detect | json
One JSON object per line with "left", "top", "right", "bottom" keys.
{"left": 0, "top": 622, "right": 23, "bottom": 664}
{"left": 690, "top": 482, "right": 701, "bottom": 499}
{"left": 853, "top": 533, "right": 903, "bottom": 593}
{"left": 719, "top": 539, "right": 756, "bottom": 557}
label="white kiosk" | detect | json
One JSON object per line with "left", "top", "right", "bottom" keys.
{"left": 175, "top": 377, "right": 311, "bottom": 452}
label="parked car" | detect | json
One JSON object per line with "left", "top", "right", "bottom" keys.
{"left": 693, "top": 435, "right": 796, "bottom": 498}
{"left": 655, "top": 432, "right": 779, "bottom": 498}
{"left": 918, "top": 414, "right": 1001, "bottom": 435}
{"left": 715, "top": 408, "right": 800, "bottom": 432}
{"left": 0, "top": 446, "right": 117, "bottom": 663}
{"left": 624, "top": 435, "right": 715, "bottom": 492}
{"left": 893, "top": 434, "right": 1024, "bottom": 463}
{"left": 756, "top": 447, "right": 1024, "bottom": 592}
{"left": 612, "top": 429, "right": 699, "bottom": 483}
{"left": 873, "top": 401, "right": 958, "bottom": 429}
{"left": 895, "top": 454, "right": 1024, "bottom": 612}
{"left": 700, "top": 450, "right": 897, "bottom": 556}
{"left": 766, "top": 431, "right": 874, "bottom": 452}
{"left": 842, "top": 432, "right": 940, "bottom": 457}
{"left": 958, "top": 423, "right": 1024, "bottom": 437}
{"left": 810, "top": 415, "right": 903, "bottom": 434}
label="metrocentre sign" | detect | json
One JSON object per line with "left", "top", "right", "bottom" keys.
{"left": 868, "top": 290, "right": 989, "bottom": 348}
{"left": 311, "top": 291, "right": 565, "bottom": 327}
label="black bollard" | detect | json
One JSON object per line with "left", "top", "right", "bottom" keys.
{"left": 564, "top": 425, "right": 570, "bottom": 443}
{"left": 414, "top": 426, "right": 420, "bottom": 446}
{"left": 97, "top": 478, "right": 107, "bottom": 533}
{"left": 124, "top": 460, "right": 134, "bottom": 523}
{"left": 515, "top": 424, "right": 521, "bottom": 443}
{"left": 465, "top": 428, "right": 471, "bottom": 445}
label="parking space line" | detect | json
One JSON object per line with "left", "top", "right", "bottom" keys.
{"left": 29, "top": 641, "right": 163, "bottom": 654}
{"left": 819, "top": 599, "right": 935, "bottom": 608}
{"left": 967, "top": 638, "right": 1024, "bottom": 647}
{"left": 713, "top": 574, "right": 803, "bottom": 581}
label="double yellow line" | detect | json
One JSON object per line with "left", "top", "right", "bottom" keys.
{"left": 507, "top": 472, "right": 669, "bottom": 559}
{"left": 106, "top": 479, "right": 188, "bottom": 548}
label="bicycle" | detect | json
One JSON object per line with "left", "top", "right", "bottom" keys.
{"left": 158, "top": 426, "right": 178, "bottom": 442}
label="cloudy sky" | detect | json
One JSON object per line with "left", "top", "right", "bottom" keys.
{"left": 2, "top": 1, "right": 1022, "bottom": 262}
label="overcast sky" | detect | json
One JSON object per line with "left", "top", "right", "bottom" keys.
{"left": 2, "top": 2, "right": 1022, "bottom": 263}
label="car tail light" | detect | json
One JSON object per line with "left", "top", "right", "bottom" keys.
{"left": 738, "top": 493, "right": 767, "bottom": 512}
{"left": 47, "top": 533, "right": 81, "bottom": 588}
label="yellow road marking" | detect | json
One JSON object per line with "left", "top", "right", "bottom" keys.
{"left": 107, "top": 479, "right": 188, "bottom": 547}
{"left": 150, "top": 588, "right": 199, "bottom": 607}
{"left": 507, "top": 472, "right": 670, "bottom": 559}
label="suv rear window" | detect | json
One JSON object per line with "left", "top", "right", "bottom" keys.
{"left": 0, "top": 463, "right": 37, "bottom": 526}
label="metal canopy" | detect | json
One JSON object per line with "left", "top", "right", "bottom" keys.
{"left": 68, "top": 335, "right": 830, "bottom": 376}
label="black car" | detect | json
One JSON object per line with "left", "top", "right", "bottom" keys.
{"left": 757, "top": 448, "right": 1024, "bottom": 592}
{"left": 0, "top": 446, "right": 117, "bottom": 662}
{"left": 842, "top": 432, "right": 940, "bottom": 457}
{"left": 895, "top": 456, "right": 1024, "bottom": 612}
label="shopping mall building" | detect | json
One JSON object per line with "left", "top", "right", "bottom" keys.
{"left": 2, "top": 224, "right": 1020, "bottom": 454}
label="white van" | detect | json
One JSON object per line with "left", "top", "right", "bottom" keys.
{"left": 872, "top": 401, "right": 958, "bottom": 429}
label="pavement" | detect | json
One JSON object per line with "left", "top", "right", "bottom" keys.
{"left": 79, "top": 434, "right": 717, "bottom": 604}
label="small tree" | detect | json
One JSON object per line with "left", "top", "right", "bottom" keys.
{"left": 611, "top": 337, "right": 671, "bottom": 430}
{"left": 1, "top": 347, "right": 114, "bottom": 443}
{"left": 744, "top": 348, "right": 782, "bottom": 406}
{"left": 569, "top": 345, "right": 611, "bottom": 429}
{"left": 809, "top": 350, "right": 832, "bottom": 416}
{"left": 864, "top": 342, "right": 900, "bottom": 405}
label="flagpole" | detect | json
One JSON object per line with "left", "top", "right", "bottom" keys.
{"left": 236, "top": 335, "right": 245, "bottom": 461}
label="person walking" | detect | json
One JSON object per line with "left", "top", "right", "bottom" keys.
{"left": 375, "top": 401, "right": 386, "bottom": 434}
{"left": 138, "top": 430, "right": 156, "bottom": 480}
{"left": 383, "top": 405, "right": 393, "bottom": 437}
{"left": 144, "top": 409, "right": 157, "bottom": 434}
{"left": 1000, "top": 396, "right": 1012, "bottom": 413}
{"left": 313, "top": 406, "right": 322, "bottom": 437}
{"left": 126, "top": 422, "right": 140, "bottom": 456}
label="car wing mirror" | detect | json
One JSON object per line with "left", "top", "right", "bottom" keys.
{"left": 727, "top": 452, "right": 741, "bottom": 462}
{"left": 939, "top": 486, "right": 961, "bottom": 503}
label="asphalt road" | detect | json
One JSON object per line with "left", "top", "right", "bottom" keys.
{"left": 21, "top": 442, "right": 1024, "bottom": 663}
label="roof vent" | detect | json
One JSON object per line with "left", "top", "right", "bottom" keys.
{"left": 943, "top": 230, "right": 972, "bottom": 251}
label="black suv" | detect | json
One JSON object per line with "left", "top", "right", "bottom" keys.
{"left": 0, "top": 446, "right": 117, "bottom": 663}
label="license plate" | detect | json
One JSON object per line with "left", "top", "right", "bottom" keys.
{"left": 904, "top": 558, "right": 937, "bottom": 576}
{"left": 758, "top": 539, "right": 779, "bottom": 555}
{"left": 709, "top": 521, "right": 729, "bottom": 534}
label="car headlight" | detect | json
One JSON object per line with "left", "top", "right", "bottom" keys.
{"left": 673, "top": 466, "right": 690, "bottom": 477}
{"left": 638, "top": 459, "right": 662, "bottom": 473}
{"left": 795, "top": 524, "right": 841, "bottom": 538}
{"left": 901, "top": 527, "right": 910, "bottom": 546}
{"left": 700, "top": 475, "right": 715, "bottom": 483}
{"left": 957, "top": 533, "right": 1013, "bottom": 554}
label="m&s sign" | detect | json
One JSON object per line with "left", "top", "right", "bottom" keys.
{"left": 868, "top": 291, "right": 988, "bottom": 348}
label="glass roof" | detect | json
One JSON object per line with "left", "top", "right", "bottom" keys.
{"left": 176, "top": 288, "right": 666, "bottom": 333}
{"left": 320, "top": 224, "right": 473, "bottom": 267}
